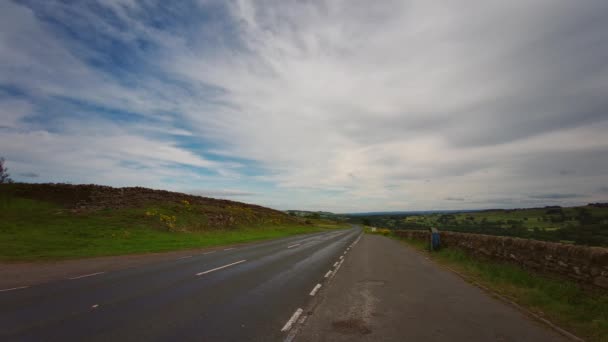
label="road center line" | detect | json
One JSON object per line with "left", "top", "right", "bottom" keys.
{"left": 0, "top": 286, "right": 29, "bottom": 292}
{"left": 324, "top": 270, "right": 333, "bottom": 278}
{"left": 68, "top": 272, "right": 105, "bottom": 280}
{"left": 196, "top": 259, "right": 247, "bottom": 276}
{"left": 281, "top": 308, "right": 303, "bottom": 332}
{"left": 309, "top": 283, "right": 322, "bottom": 296}
{"left": 203, "top": 251, "right": 216, "bottom": 255}
{"left": 223, "top": 247, "right": 236, "bottom": 251}
{"left": 178, "top": 255, "right": 192, "bottom": 260}
{"left": 287, "top": 243, "right": 301, "bottom": 249}
{"left": 333, "top": 261, "right": 339, "bottom": 267}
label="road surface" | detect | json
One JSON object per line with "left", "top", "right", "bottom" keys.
{"left": 0, "top": 228, "right": 570, "bottom": 341}
{"left": 0, "top": 227, "right": 361, "bottom": 341}
{"left": 296, "top": 234, "right": 569, "bottom": 341}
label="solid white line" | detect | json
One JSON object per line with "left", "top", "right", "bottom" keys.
{"left": 309, "top": 283, "right": 322, "bottom": 296}
{"left": 324, "top": 270, "right": 333, "bottom": 278}
{"left": 281, "top": 308, "right": 303, "bottom": 332}
{"left": 196, "top": 260, "right": 246, "bottom": 276}
{"left": 203, "top": 251, "right": 216, "bottom": 255}
{"left": 178, "top": 255, "right": 192, "bottom": 260}
{"left": 68, "top": 272, "right": 105, "bottom": 280}
{"left": 0, "top": 286, "right": 29, "bottom": 292}
{"left": 287, "top": 243, "right": 301, "bottom": 249}
{"left": 224, "top": 247, "right": 236, "bottom": 251}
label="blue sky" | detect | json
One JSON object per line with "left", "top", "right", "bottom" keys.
{"left": 1, "top": 0, "right": 607, "bottom": 212}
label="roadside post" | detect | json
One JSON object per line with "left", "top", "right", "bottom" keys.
{"left": 429, "top": 227, "right": 440, "bottom": 251}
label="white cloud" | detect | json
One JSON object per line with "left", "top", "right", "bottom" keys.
{"left": 1, "top": 0, "right": 607, "bottom": 211}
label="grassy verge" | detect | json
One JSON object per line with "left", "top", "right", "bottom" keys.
{"left": 0, "top": 196, "right": 333, "bottom": 261}
{"left": 386, "top": 233, "right": 608, "bottom": 342}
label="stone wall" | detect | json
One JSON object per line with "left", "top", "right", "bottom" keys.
{"left": 393, "top": 230, "right": 608, "bottom": 290}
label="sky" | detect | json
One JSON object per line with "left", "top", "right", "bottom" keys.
{"left": 1, "top": 0, "right": 607, "bottom": 212}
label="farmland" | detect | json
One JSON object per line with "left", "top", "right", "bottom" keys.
{"left": 349, "top": 204, "right": 608, "bottom": 247}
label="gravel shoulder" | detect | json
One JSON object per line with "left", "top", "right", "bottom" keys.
{"left": 296, "top": 234, "right": 569, "bottom": 342}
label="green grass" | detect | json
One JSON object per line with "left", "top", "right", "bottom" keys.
{"left": 0, "top": 196, "right": 331, "bottom": 261}
{"left": 391, "top": 234, "right": 608, "bottom": 342}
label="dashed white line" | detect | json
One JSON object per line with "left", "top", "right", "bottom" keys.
{"left": 287, "top": 243, "right": 301, "bottom": 249}
{"left": 203, "top": 251, "right": 216, "bottom": 255}
{"left": 224, "top": 247, "right": 236, "bottom": 251}
{"left": 309, "top": 283, "right": 322, "bottom": 296}
{"left": 68, "top": 272, "right": 105, "bottom": 280}
{"left": 91, "top": 304, "right": 99, "bottom": 309}
{"left": 324, "top": 270, "right": 333, "bottom": 278}
{"left": 196, "top": 260, "right": 246, "bottom": 276}
{"left": 339, "top": 255, "right": 344, "bottom": 260}
{"left": 333, "top": 262, "right": 339, "bottom": 267}
{"left": 178, "top": 255, "right": 192, "bottom": 260}
{"left": 0, "top": 286, "right": 29, "bottom": 293}
{"left": 281, "top": 308, "right": 303, "bottom": 332}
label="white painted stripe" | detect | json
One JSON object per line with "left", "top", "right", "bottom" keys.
{"left": 309, "top": 283, "right": 322, "bottom": 296}
{"left": 281, "top": 308, "right": 303, "bottom": 332}
{"left": 68, "top": 272, "right": 105, "bottom": 280}
{"left": 203, "top": 251, "right": 216, "bottom": 255}
{"left": 333, "top": 262, "right": 339, "bottom": 267}
{"left": 223, "top": 247, "right": 236, "bottom": 251}
{"left": 287, "top": 243, "right": 301, "bottom": 249}
{"left": 196, "top": 260, "right": 246, "bottom": 276}
{"left": 178, "top": 255, "right": 192, "bottom": 260}
{"left": 91, "top": 304, "right": 99, "bottom": 309}
{"left": 339, "top": 255, "right": 344, "bottom": 260}
{"left": 0, "top": 286, "right": 29, "bottom": 292}
{"left": 324, "top": 270, "right": 333, "bottom": 278}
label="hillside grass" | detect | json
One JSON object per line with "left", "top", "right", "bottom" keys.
{"left": 388, "top": 233, "right": 608, "bottom": 342}
{"left": 0, "top": 195, "right": 333, "bottom": 261}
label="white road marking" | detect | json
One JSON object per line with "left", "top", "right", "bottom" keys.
{"left": 281, "top": 308, "right": 303, "bottom": 332}
{"left": 91, "top": 304, "right": 99, "bottom": 309}
{"left": 178, "top": 255, "right": 192, "bottom": 260}
{"left": 287, "top": 243, "right": 301, "bottom": 249}
{"left": 0, "top": 286, "right": 29, "bottom": 292}
{"left": 196, "top": 260, "right": 247, "bottom": 276}
{"left": 339, "top": 255, "right": 344, "bottom": 260}
{"left": 203, "top": 251, "right": 216, "bottom": 255}
{"left": 224, "top": 247, "right": 236, "bottom": 251}
{"left": 333, "top": 262, "right": 339, "bottom": 267}
{"left": 68, "top": 272, "right": 105, "bottom": 280}
{"left": 309, "top": 283, "right": 322, "bottom": 296}
{"left": 324, "top": 270, "right": 333, "bottom": 278}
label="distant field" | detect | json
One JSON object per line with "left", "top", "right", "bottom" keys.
{"left": 0, "top": 184, "right": 340, "bottom": 261}
{"left": 351, "top": 205, "right": 608, "bottom": 247}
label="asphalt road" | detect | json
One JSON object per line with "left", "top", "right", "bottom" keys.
{"left": 0, "top": 227, "right": 361, "bottom": 342}
{"left": 296, "top": 234, "right": 569, "bottom": 342}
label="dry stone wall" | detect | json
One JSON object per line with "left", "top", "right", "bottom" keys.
{"left": 393, "top": 230, "right": 608, "bottom": 290}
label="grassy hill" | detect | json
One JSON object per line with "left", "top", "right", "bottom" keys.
{"left": 348, "top": 204, "right": 608, "bottom": 247}
{"left": 0, "top": 183, "right": 333, "bottom": 261}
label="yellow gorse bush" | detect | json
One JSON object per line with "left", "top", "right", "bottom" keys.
{"left": 145, "top": 209, "right": 177, "bottom": 230}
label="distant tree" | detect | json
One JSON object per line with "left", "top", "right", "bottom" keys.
{"left": 0, "top": 157, "right": 13, "bottom": 184}
{"left": 362, "top": 218, "right": 371, "bottom": 226}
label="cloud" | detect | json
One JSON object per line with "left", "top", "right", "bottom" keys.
{"left": 190, "top": 189, "right": 256, "bottom": 197}
{"left": 0, "top": 0, "right": 607, "bottom": 211}
{"left": 529, "top": 193, "right": 584, "bottom": 199}
{"left": 18, "top": 172, "right": 38, "bottom": 178}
